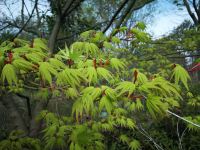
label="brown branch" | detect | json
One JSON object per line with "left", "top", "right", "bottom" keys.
{"left": 103, "top": 0, "right": 130, "bottom": 33}
{"left": 193, "top": 0, "right": 200, "bottom": 20}
{"left": 65, "top": 0, "right": 84, "bottom": 16}
{"left": 183, "top": 0, "right": 198, "bottom": 25}
{"left": 6, "top": 21, "right": 39, "bottom": 36}
{"left": 16, "top": 93, "right": 32, "bottom": 119}
{"left": 21, "top": 0, "right": 25, "bottom": 25}
{"left": 12, "top": 0, "right": 38, "bottom": 40}
{"left": 0, "top": 24, "right": 10, "bottom": 31}
{"left": 114, "top": 0, "right": 137, "bottom": 30}
{"left": 61, "top": 0, "right": 75, "bottom": 18}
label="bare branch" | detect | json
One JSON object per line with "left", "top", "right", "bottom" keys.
{"left": 103, "top": 0, "right": 129, "bottom": 33}
{"left": 21, "top": 0, "right": 25, "bottom": 25}
{"left": 183, "top": 0, "right": 198, "bottom": 25}
{"left": 12, "top": 0, "right": 39, "bottom": 40}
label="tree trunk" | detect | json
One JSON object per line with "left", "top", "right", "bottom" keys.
{"left": 0, "top": 94, "right": 28, "bottom": 134}
{"left": 29, "top": 101, "right": 47, "bottom": 137}
{"left": 48, "top": 15, "right": 62, "bottom": 54}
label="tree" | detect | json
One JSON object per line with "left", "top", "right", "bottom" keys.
{"left": 0, "top": 24, "right": 195, "bottom": 149}
{"left": 173, "top": 0, "right": 200, "bottom": 26}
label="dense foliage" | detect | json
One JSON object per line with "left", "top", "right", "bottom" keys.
{"left": 0, "top": 24, "right": 199, "bottom": 150}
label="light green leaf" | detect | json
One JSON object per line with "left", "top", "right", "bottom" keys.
{"left": 1, "top": 64, "right": 17, "bottom": 85}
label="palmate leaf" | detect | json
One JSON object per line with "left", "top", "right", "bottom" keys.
{"left": 131, "top": 28, "right": 150, "bottom": 42}
{"left": 165, "top": 98, "right": 180, "bottom": 107}
{"left": 184, "top": 116, "right": 200, "bottom": 131}
{"left": 100, "top": 122, "right": 114, "bottom": 131}
{"left": 71, "top": 42, "right": 99, "bottom": 57}
{"left": 139, "top": 77, "right": 181, "bottom": 99}
{"left": 49, "top": 58, "right": 66, "bottom": 69}
{"left": 126, "top": 118, "right": 136, "bottom": 129}
{"left": 1, "top": 64, "right": 17, "bottom": 85}
{"left": 84, "top": 42, "right": 99, "bottom": 56}
{"left": 135, "top": 98, "right": 144, "bottom": 111}
{"left": 171, "top": 64, "right": 191, "bottom": 90}
{"left": 129, "top": 140, "right": 140, "bottom": 150}
{"left": 101, "top": 86, "right": 117, "bottom": 101}
{"left": 103, "top": 41, "right": 113, "bottom": 49}
{"left": 0, "top": 42, "right": 15, "bottom": 55}
{"left": 129, "top": 102, "right": 136, "bottom": 112}
{"left": 97, "top": 67, "right": 112, "bottom": 82}
{"left": 13, "top": 38, "right": 29, "bottom": 46}
{"left": 99, "top": 96, "right": 113, "bottom": 114}
{"left": 104, "top": 87, "right": 117, "bottom": 100}
{"left": 25, "top": 52, "right": 44, "bottom": 63}
{"left": 72, "top": 87, "right": 102, "bottom": 119}
{"left": 82, "top": 87, "right": 102, "bottom": 114}
{"left": 39, "top": 62, "right": 57, "bottom": 85}
{"left": 153, "top": 77, "right": 182, "bottom": 99}
{"left": 132, "top": 69, "right": 148, "bottom": 84}
{"left": 72, "top": 99, "right": 84, "bottom": 121}
{"left": 12, "top": 58, "right": 35, "bottom": 72}
{"left": 119, "top": 134, "right": 129, "bottom": 144}
{"left": 146, "top": 94, "right": 169, "bottom": 119}
{"left": 110, "top": 58, "right": 126, "bottom": 71}
{"left": 57, "top": 68, "right": 83, "bottom": 87}
{"left": 115, "top": 81, "right": 135, "bottom": 97}
{"left": 65, "top": 88, "right": 79, "bottom": 99}
{"left": 0, "top": 131, "right": 41, "bottom": 150}
{"left": 70, "top": 42, "right": 84, "bottom": 52}
{"left": 136, "top": 22, "right": 146, "bottom": 30}
{"left": 0, "top": 56, "right": 5, "bottom": 71}
{"left": 33, "top": 38, "right": 48, "bottom": 50}
{"left": 116, "top": 117, "right": 127, "bottom": 127}
{"left": 70, "top": 125, "right": 103, "bottom": 149}
{"left": 113, "top": 108, "right": 127, "bottom": 116}
{"left": 80, "top": 30, "right": 96, "bottom": 39}
{"left": 86, "top": 67, "right": 97, "bottom": 84}
{"left": 56, "top": 45, "right": 82, "bottom": 62}
{"left": 112, "top": 36, "right": 121, "bottom": 44}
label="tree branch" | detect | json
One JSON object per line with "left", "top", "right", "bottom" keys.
{"left": 21, "top": 0, "right": 25, "bottom": 25}
{"left": 16, "top": 93, "right": 32, "bottom": 119}
{"left": 193, "top": 0, "right": 200, "bottom": 20}
{"left": 183, "top": 0, "right": 199, "bottom": 25}
{"left": 12, "top": 0, "right": 38, "bottom": 40}
{"left": 115, "top": 0, "right": 137, "bottom": 30}
{"left": 6, "top": 21, "right": 39, "bottom": 36}
{"left": 103, "top": 0, "right": 130, "bottom": 33}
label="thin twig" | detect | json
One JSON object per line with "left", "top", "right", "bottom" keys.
{"left": 167, "top": 110, "right": 200, "bottom": 128}
{"left": 136, "top": 125, "right": 164, "bottom": 150}
{"left": 177, "top": 120, "right": 183, "bottom": 150}
{"left": 12, "top": 0, "right": 38, "bottom": 40}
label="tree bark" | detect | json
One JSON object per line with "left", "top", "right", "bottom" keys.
{"left": 193, "top": 0, "right": 200, "bottom": 21}
{"left": 29, "top": 101, "right": 47, "bottom": 137}
{"left": 21, "top": 0, "right": 25, "bottom": 25}
{"left": 183, "top": 0, "right": 199, "bottom": 25}
{"left": 48, "top": 0, "right": 74, "bottom": 54}
{"left": 48, "top": 0, "right": 84, "bottom": 54}
{"left": 0, "top": 94, "right": 28, "bottom": 134}
{"left": 47, "top": 15, "right": 62, "bottom": 54}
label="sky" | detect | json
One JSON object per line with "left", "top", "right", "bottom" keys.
{"left": 0, "top": 0, "right": 192, "bottom": 38}
{"left": 146, "top": 0, "right": 192, "bottom": 38}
